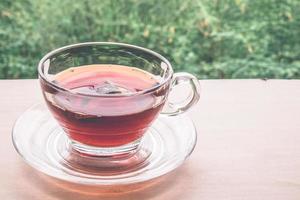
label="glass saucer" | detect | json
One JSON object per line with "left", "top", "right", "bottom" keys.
{"left": 12, "top": 103, "right": 197, "bottom": 185}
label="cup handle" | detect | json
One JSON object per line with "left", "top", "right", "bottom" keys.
{"left": 161, "top": 72, "right": 201, "bottom": 116}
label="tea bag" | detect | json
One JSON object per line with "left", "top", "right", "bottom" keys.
{"left": 95, "top": 80, "right": 132, "bottom": 95}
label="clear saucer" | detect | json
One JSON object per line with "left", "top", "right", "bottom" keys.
{"left": 12, "top": 103, "right": 197, "bottom": 185}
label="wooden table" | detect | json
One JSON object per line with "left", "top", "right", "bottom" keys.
{"left": 1, "top": 80, "right": 300, "bottom": 200}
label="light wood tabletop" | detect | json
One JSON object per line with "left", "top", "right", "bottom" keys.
{"left": 1, "top": 79, "right": 300, "bottom": 200}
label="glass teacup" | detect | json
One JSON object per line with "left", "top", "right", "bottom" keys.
{"left": 38, "top": 42, "right": 200, "bottom": 156}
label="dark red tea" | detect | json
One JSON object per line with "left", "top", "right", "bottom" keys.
{"left": 41, "top": 65, "right": 166, "bottom": 147}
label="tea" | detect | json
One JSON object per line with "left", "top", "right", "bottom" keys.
{"left": 41, "top": 65, "right": 166, "bottom": 147}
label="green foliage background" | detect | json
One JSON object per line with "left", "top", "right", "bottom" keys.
{"left": 1, "top": 0, "right": 300, "bottom": 79}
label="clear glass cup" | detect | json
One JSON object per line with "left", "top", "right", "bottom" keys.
{"left": 38, "top": 42, "right": 200, "bottom": 157}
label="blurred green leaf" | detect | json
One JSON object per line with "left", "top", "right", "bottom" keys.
{"left": 0, "top": 0, "right": 300, "bottom": 79}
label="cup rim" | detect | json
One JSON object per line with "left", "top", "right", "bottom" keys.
{"left": 38, "top": 42, "right": 174, "bottom": 97}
